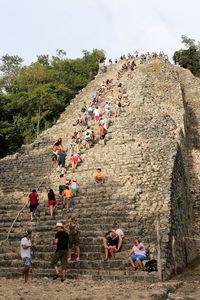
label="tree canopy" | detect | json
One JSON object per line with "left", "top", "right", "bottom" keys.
{"left": 0, "top": 49, "right": 105, "bottom": 158}
{"left": 173, "top": 35, "right": 200, "bottom": 76}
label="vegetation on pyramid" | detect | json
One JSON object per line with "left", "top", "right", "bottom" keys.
{"left": 0, "top": 49, "right": 105, "bottom": 158}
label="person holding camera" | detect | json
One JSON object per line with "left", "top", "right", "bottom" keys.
{"left": 20, "top": 230, "right": 35, "bottom": 282}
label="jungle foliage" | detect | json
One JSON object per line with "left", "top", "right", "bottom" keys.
{"left": 0, "top": 49, "right": 105, "bottom": 158}
{"left": 173, "top": 35, "right": 200, "bottom": 76}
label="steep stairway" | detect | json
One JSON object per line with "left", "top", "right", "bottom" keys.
{"left": 0, "top": 59, "right": 197, "bottom": 281}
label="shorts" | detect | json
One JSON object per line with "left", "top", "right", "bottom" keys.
{"left": 69, "top": 233, "right": 80, "bottom": 248}
{"left": 75, "top": 139, "right": 81, "bottom": 144}
{"left": 100, "top": 135, "right": 105, "bottom": 140}
{"left": 59, "top": 185, "right": 66, "bottom": 195}
{"left": 23, "top": 257, "right": 32, "bottom": 267}
{"left": 71, "top": 156, "right": 78, "bottom": 162}
{"left": 58, "top": 160, "right": 65, "bottom": 167}
{"left": 94, "top": 116, "right": 100, "bottom": 122}
{"left": 95, "top": 176, "right": 104, "bottom": 182}
{"left": 49, "top": 200, "right": 56, "bottom": 207}
{"left": 71, "top": 188, "right": 77, "bottom": 196}
{"left": 51, "top": 250, "right": 68, "bottom": 269}
{"left": 129, "top": 254, "right": 146, "bottom": 261}
{"left": 29, "top": 204, "right": 39, "bottom": 212}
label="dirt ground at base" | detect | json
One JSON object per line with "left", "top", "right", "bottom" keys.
{"left": 1, "top": 259, "right": 200, "bottom": 300}
{"left": 0, "top": 278, "right": 151, "bottom": 300}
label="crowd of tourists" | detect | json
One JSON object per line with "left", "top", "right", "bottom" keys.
{"left": 21, "top": 52, "right": 164, "bottom": 282}
{"left": 108, "top": 50, "right": 168, "bottom": 65}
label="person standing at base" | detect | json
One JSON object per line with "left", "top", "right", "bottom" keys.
{"left": 51, "top": 222, "right": 69, "bottom": 282}
{"left": 20, "top": 230, "right": 35, "bottom": 283}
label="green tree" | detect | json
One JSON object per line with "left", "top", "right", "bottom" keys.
{"left": 173, "top": 35, "right": 200, "bottom": 76}
{"left": 0, "top": 54, "right": 23, "bottom": 76}
{"left": 0, "top": 48, "right": 105, "bottom": 157}
{"left": 37, "top": 55, "right": 50, "bottom": 66}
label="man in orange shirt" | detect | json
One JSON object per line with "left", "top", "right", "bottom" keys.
{"left": 62, "top": 186, "right": 73, "bottom": 211}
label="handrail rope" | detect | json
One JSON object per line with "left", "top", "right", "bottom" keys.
{"left": 0, "top": 73, "right": 108, "bottom": 245}
{"left": 0, "top": 177, "right": 47, "bottom": 246}
{"left": 0, "top": 77, "right": 110, "bottom": 245}
{"left": 184, "top": 236, "right": 200, "bottom": 241}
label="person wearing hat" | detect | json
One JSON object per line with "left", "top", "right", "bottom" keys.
{"left": 51, "top": 222, "right": 69, "bottom": 282}
{"left": 20, "top": 230, "right": 35, "bottom": 282}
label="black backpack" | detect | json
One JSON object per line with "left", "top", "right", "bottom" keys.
{"left": 145, "top": 260, "right": 158, "bottom": 272}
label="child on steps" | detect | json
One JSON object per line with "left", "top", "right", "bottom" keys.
{"left": 94, "top": 168, "right": 106, "bottom": 184}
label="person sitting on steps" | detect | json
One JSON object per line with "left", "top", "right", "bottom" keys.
{"left": 94, "top": 168, "right": 106, "bottom": 184}
{"left": 128, "top": 239, "right": 146, "bottom": 271}
{"left": 103, "top": 230, "right": 121, "bottom": 260}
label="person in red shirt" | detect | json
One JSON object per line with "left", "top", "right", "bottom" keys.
{"left": 28, "top": 189, "right": 39, "bottom": 221}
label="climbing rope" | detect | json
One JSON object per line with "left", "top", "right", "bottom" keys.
{"left": 0, "top": 178, "right": 48, "bottom": 246}
{"left": 184, "top": 236, "right": 200, "bottom": 241}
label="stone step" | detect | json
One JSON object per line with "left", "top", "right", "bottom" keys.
{"left": 0, "top": 266, "right": 158, "bottom": 282}
{"left": 0, "top": 257, "right": 148, "bottom": 272}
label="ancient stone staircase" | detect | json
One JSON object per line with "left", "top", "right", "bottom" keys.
{"left": 0, "top": 59, "right": 199, "bottom": 281}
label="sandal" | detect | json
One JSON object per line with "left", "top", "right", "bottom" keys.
{"left": 76, "top": 257, "right": 80, "bottom": 262}
{"left": 67, "top": 258, "right": 72, "bottom": 263}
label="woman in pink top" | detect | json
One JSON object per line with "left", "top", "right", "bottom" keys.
{"left": 128, "top": 239, "right": 146, "bottom": 271}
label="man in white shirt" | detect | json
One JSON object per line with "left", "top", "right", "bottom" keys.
{"left": 20, "top": 230, "right": 34, "bottom": 282}
{"left": 113, "top": 223, "right": 124, "bottom": 238}
{"left": 85, "top": 126, "right": 93, "bottom": 148}
{"left": 113, "top": 223, "right": 124, "bottom": 250}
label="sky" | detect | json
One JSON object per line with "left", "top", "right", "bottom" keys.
{"left": 0, "top": 0, "right": 199, "bottom": 65}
